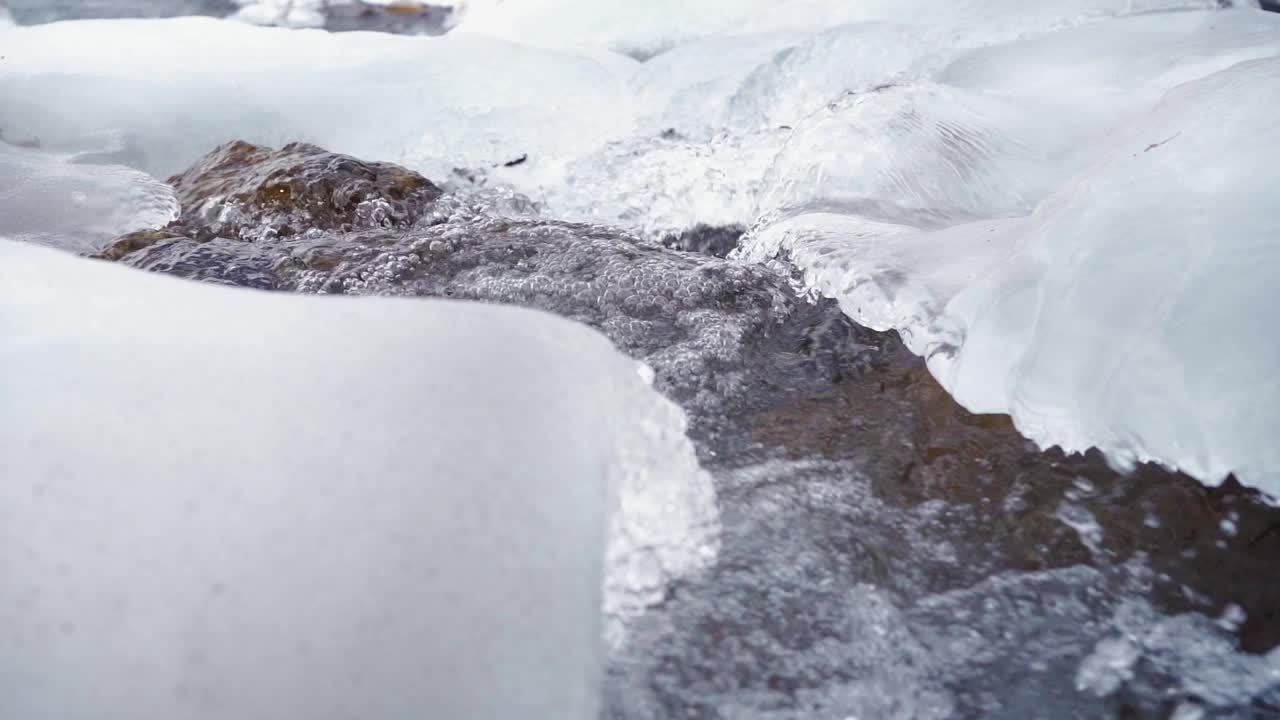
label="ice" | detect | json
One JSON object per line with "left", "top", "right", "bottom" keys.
{"left": 451, "top": 0, "right": 786, "bottom": 59}
{"left": 0, "top": 238, "right": 715, "bottom": 718}
{"left": 723, "top": 23, "right": 945, "bottom": 133}
{"left": 740, "top": 214, "right": 1019, "bottom": 355}
{"left": 740, "top": 8, "right": 1280, "bottom": 491}
{"left": 504, "top": 6, "right": 1266, "bottom": 237}
{"left": 0, "top": 141, "right": 178, "bottom": 253}
{"left": 940, "top": 56, "right": 1280, "bottom": 487}
{"left": 232, "top": 0, "right": 326, "bottom": 28}
{"left": 542, "top": 130, "right": 786, "bottom": 238}
{"left": 629, "top": 32, "right": 803, "bottom": 138}
{"left": 0, "top": 18, "right": 634, "bottom": 180}
{"left": 936, "top": 9, "right": 1280, "bottom": 142}
{"left": 452, "top": 0, "right": 1222, "bottom": 58}
{"left": 744, "top": 54, "right": 1280, "bottom": 493}
{"left": 752, "top": 10, "right": 1280, "bottom": 229}
{"left": 755, "top": 83, "right": 1059, "bottom": 229}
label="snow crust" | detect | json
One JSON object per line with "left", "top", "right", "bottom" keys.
{"left": 0, "top": 238, "right": 715, "bottom": 718}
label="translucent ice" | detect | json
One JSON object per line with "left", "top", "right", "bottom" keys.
{"left": 452, "top": 0, "right": 1222, "bottom": 58}
{"left": 723, "top": 23, "right": 947, "bottom": 133}
{"left": 232, "top": 0, "right": 326, "bottom": 28}
{"left": 545, "top": 130, "right": 787, "bottom": 237}
{"left": 0, "top": 238, "right": 715, "bottom": 718}
{"left": 936, "top": 9, "right": 1280, "bottom": 143}
{"left": 0, "top": 18, "right": 634, "bottom": 180}
{"left": 755, "top": 83, "right": 1058, "bottom": 228}
{"left": 745, "top": 56, "right": 1280, "bottom": 492}
{"left": 0, "top": 141, "right": 178, "bottom": 253}
{"left": 940, "top": 56, "right": 1280, "bottom": 488}
{"left": 629, "top": 32, "right": 803, "bottom": 138}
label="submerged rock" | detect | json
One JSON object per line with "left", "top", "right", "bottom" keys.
{"left": 102, "top": 141, "right": 1280, "bottom": 718}
{"left": 322, "top": 1, "right": 451, "bottom": 34}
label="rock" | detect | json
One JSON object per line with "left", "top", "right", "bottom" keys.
{"left": 97, "top": 228, "right": 186, "bottom": 261}
{"left": 165, "top": 140, "right": 442, "bottom": 241}
{"left": 322, "top": 1, "right": 452, "bottom": 35}
{"left": 661, "top": 223, "right": 745, "bottom": 259}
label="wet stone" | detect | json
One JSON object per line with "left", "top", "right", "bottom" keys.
{"left": 165, "top": 140, "right": 442, "bottom": 241}
{"left": 322, "top": 1, "right": 452, "bottom": 35}
{"left": 115, "top": 236, "right": 279, "bottom": 290}
{"left": 98, "top": 228, "right": 189, "bottom": 262}
{"left": 661, "top": 224, "right": 746, "bottom": 259}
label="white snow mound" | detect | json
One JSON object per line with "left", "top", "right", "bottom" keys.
{"left": 0, "top": 239, "right": 717, "bottom": 719}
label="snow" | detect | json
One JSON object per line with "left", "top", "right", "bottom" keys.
{"left": 0, "top": 238, "right": 715, "bottom": 718}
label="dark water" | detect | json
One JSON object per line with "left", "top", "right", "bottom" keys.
{"left": 2, "top": 0, "right": 452, "bottom": 34}
{"left": 98, "top": 141, "right": 1280, "bottom": 719}
{"left": 4, "top": 0, "right": 239, "bottom": 23}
